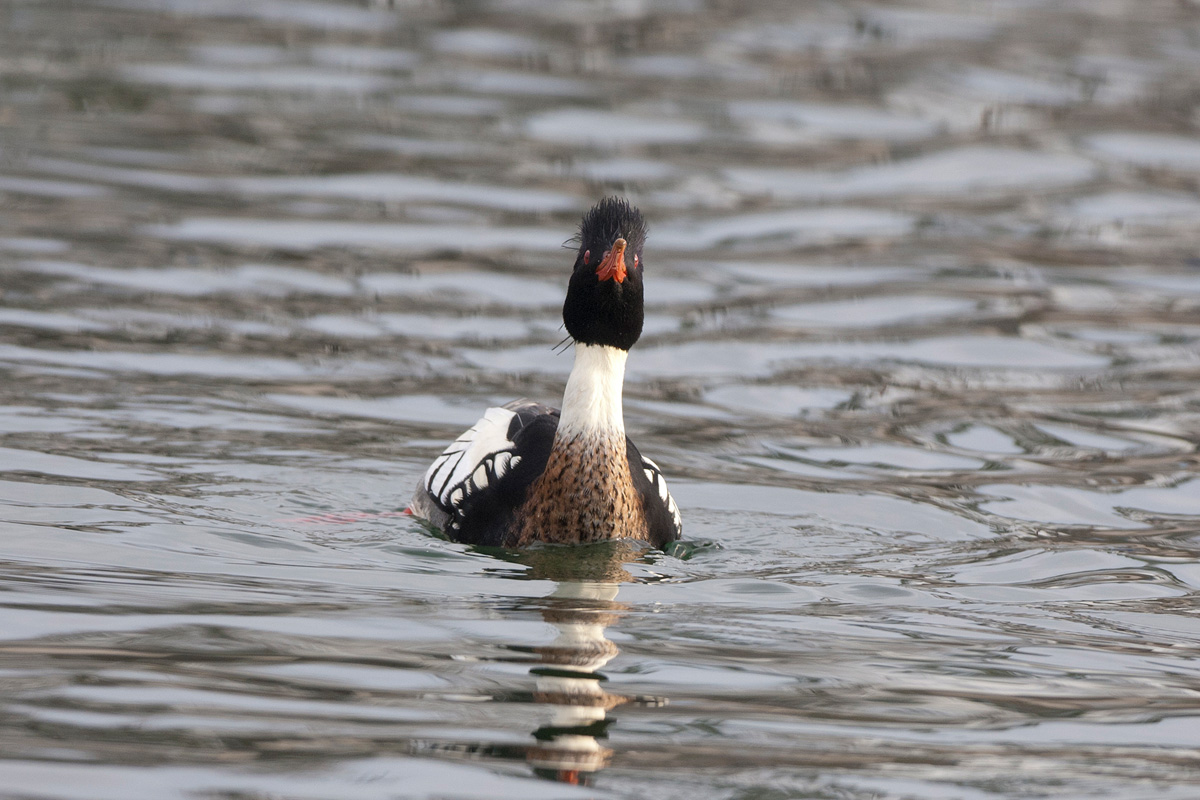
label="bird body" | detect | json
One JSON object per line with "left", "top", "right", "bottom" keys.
{"left": 410, "top": 198, "right": 682, "bottom": 548}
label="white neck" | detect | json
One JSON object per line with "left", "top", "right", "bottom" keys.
{"left": 557, "top": 344, "right": 627, "bottom": 439}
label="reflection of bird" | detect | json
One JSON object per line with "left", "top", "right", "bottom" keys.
{"left": 410, "top": 198, "right": 682, "bottom": 548}
{"left": 526, "top": 581, "right": 629, "bottom": 785}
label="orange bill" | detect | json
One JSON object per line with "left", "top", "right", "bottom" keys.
{"left": 595, "top": 238, "right": 627, "bottom": 284}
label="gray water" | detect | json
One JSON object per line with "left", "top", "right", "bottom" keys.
{"left": 2, "top": 1, "right": 1200, "bottom": 797}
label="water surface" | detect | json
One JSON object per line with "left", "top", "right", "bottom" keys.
{"left": 2, "top": 1, "right": 1200, "bottom": 798}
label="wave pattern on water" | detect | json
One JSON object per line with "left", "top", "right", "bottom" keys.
{"left": 2, "top": 1, "right": 1200, "bottom": 798}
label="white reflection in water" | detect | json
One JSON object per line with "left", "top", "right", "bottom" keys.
{"left": 524, "top": 581, "right": 625, "bottom": 784}
{"left": 1060, "top": 191, "right": 1200, "bottom": 227}
{"left": 0, "top": 237, "right": 69, "bottom": 253}
{"left": 526, "top": 109, "right": 707, "bottom": 146}
{"left": 267, "top": 393, "right": 503, "bottom": 428}
{"left": 233, "top": 174, "right": 577, "bottom": 212}
{"left": 0, "top": 309, "right": 111, "bottom": 333}
{"left": 944, "top": 424, "right": 1024, "bottom": 455}
{"left": 342, "top": 134, "right": 499, "bottom": 158}
{"left": 1086, "top": 131, "right": 1200, "bottom": 172}
{"left": 672, "top": 480, "right": 989, "bottom": 541}
{"left": 26, "top": 157, "right": 579, "bottom": 212}
{"left": 0, "top": 175, "right": 107, "bottom": 198}
{"left": 730, "top": 100, "right": 937, "bottom": 142}
{"left": 570, "top": 157, "right": 678, "bottom": 183}
{"left": 725, "top": 146, "right": 1099, "bottom": 200}
{"left": 771, "top": 295, "right": 976, "bottom": 328}
{"left": 722, "top": 262, "right": 917, "bottom": 287}
{"left": 789, "top": 443, "right": 985, "bottom": 472}
{"left": 703, "top": 384, "right": 853, "bottom": 417}
{"left": 359, "top": 272, "right": 565, "bottom": 308}
{"left": 979, "top": 480, "right": 1200, "bottom": 528}
{"left": 0, "top": 447, "right": 161, "bottom": 482}
{"left": 430, "top": 29, "right": 547, "bottom": 58}
{"left": 1033, "top": 422, "right": 1142, "bottom": 452}
{"left": 622, "top": 54, "right": 769, "bottom": 82}
{"left": 119, "top": 64, "right": 397, "bottom": 93}
{"left": 301, "top": 313, "right": 534, "bottom": 341}
{"left": 143, "top": 219, "right": 567, "bottom": 252}
{"left": 952, "top": 66, "right": 1083, "bottom": 106}
{"left": 629, "top": 336, "right": 1109, "bottom": 378}
{"left": 655, "top": 207, "right": 916, "bottom": 249}
{"left": 102, "top": 0, "right": 397, "bottom": 31}
{"left": 0, "top": 343, "right": 392, "bottom": 380}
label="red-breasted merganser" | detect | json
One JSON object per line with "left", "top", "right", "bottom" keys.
{"left": 409, "top": 197, "right": 682, "bottom": 548}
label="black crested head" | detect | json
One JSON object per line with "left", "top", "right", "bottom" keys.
{"left": 577, "top": 196, "right": 648, "bottom": 258}
{"left": 563, "top": 197, "right": 647, "bottom": 351}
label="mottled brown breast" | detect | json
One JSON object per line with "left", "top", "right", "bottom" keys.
{"left": 508, "top": 432, "right": 648, "bottom": 547}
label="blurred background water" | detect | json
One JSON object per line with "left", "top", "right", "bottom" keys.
{"left": 2, "top": 0, "right": 1200, "bottom": 797}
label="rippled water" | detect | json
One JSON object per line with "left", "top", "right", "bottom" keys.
{"left": 3, "top": 1, "right": 1200, "bottom": 797}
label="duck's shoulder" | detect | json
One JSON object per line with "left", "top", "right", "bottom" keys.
{"left": 414, "top": 399, "right": 558, "bottom": 544}
{"left": 502, "top": 398, "right": 561, "bottom": 430}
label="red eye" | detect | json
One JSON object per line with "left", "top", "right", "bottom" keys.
{"left": 583, "top": 250, "right": 590, "bottom": 265}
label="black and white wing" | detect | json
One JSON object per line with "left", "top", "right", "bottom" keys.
{"left": 635, "top": 454, "right": 683, "bottom": 545}
{"left": 410, "top": 400, "right": 557, "bottom": 543}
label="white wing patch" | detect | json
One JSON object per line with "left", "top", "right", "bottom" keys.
{"left": 640, "top": 456, "right": 682, "bottom": 536}
{"left": 422, "top": 407, "right": 524, "bottom": 528}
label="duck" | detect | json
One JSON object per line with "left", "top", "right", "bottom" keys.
{"left": 409, "top": 197, "right": 682, "bottom": 549}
